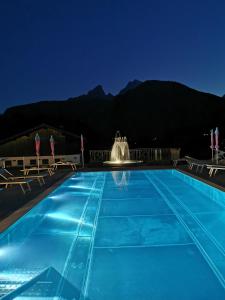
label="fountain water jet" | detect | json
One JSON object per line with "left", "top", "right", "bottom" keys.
{"left": 104, "top": 131, "right": 142, "bottom": 166}
{"left": 110, "top": 136, "right": 130, "bottom": 162}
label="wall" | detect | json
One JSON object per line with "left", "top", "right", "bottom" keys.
{"left": 0, "top": 154, "right": 80, "bottom": 168}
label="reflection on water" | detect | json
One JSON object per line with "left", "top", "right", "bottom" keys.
{"left": 2, "top": 266, "right": 89, "bottom": 299}
{"left": 112, "top": 171, "right": 130, "bottom": 187}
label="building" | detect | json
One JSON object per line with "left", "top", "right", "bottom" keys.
{"left": 0, "top": 123, "right": 83, "bottom": 167}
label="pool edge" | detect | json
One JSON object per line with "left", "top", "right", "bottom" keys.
{"left": 177, "top": 168, "right": 225, "bottom": 193}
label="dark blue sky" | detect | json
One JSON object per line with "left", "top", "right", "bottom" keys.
{"left": 1, "top": 0, "right": 225, "bottom": 112}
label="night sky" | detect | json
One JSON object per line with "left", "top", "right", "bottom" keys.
{"left": 1, "top": 0, "right": 225, "bottom": 112}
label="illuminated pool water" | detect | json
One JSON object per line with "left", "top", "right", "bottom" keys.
{"left": 1, "top": 170, "right": 225, "bottom": 299}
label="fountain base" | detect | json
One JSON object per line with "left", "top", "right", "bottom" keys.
{"left": 103, "top": 160, "right": 143, "bottom": 166}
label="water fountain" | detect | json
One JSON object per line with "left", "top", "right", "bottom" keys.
{"left": 111, "top": 135, "right": 130, "bottom": 161}
{"left": 104, "top": 131, "right": 142, "bottom": 166}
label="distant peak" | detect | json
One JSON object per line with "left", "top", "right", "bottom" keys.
{"left": 87, "top": 85, "right": 106, "bottom": 98}
{"left": 119, "top": 80, "right": 143, "bottom": 95}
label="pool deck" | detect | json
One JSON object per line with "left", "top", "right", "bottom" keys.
{"left": 1, "top": 162, "right": 225, "bottom": 233}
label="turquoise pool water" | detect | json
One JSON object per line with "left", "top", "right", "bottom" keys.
{"left": 1, "top": 170, "right": 225, "bottom": 299}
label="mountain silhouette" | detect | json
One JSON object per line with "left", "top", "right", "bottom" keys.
{"left": 67, "top": 85, "right": 113, "bottom": 102}
{"left": 87, "top": 85, "right": 113, "bottom": 99}
{"left": 0, "top": 80, "right": 224, "bottom": 157}
{"left": 119, "top": 80, "right": 142, "bottom": 95}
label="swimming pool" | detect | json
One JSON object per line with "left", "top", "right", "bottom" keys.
{"left": 1, "top": 169, "right": 225, "bottom": 299}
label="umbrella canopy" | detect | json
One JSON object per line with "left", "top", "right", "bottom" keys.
{"left": 35, "top": 133, "right": 40, "bottom": 156}
{"left": 210, "top": 129, "right": 214, "bottom": 161}
{"left": 50, "top": 135, "right": 55, "bottom": 157}
{"left": 81, "top": 134, "right": 84, "bottom": 152}
{"left": 210, "top": 129, "right": 214, "bottom": 149}
{"left": 215, "top": 127, "right": 219, "bottom": 151}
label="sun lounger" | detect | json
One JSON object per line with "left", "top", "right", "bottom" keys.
{"left": 21, "top": 167, "right": 54, "bottom": 176}
{"left": 0, "top": 178, "right": 31, "bottom": 194}
{"left": 51, "top": 161, "right": 77, "bottom": 171}
{"left": 176, "top": 156, "right": 225, "bottom": 177}
{"left": 195, "top": 159, "right": 225, "bottom": 177}
{"left": 173, "top": 158, "right": 188, "bottom": 167}
{"left": 205, "top": 165, "right": 225, "bottom": 177}
{"left": 183, "top": 157, "right": 225, "bottom": 177}
{"left": 184, "top": 156, "right": 212, "bottom": 173}
{"left": 184, "top": 156, "right": 203, "bottom": 171}
{"left": 0, "top": 168, "right": 46, "bottom": 186}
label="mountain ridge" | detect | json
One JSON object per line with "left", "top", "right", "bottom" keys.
{"left": 119, "top": 80, "right": 143, "bottom": 95}
{"left": 0, "top": 80, "right": 224, "bottom": 156}
{"left": 4, "top": 80, "right": 222, "bottom": 114}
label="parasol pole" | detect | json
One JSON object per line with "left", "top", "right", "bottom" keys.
{"left": 50, "top": 135, "right": 55, "bottom": 164}
{"left": 23, "top": 156, "right": 25, "bottom": 175}
{"left": 210, "top": 129, "right": 214, "bottom": 162}
{"left": 35, "top": 133, "right": 40, "bottom": 174}
{"left": 215, "top": 127, "right": 219, "bottom": 165}
{"left": 37, "top": 154, "right": 40, "bottom": 174}
{"left": 81, "top": 134, "right": 84, "bottom": 168}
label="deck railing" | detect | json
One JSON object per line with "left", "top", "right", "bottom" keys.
{"left": 0, "top": 148, "right": 181, "bottom": 167}
{"left": 89, "top": 148, "right": 180, "bottom": 163}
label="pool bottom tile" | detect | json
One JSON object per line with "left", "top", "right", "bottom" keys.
{"left": 100, "top": 197, "right": 171, "bottom": 216}
{"left": 95, "top": 215, "right": 192, "bottom": 247}
{"left": 86, "top": 244, "right": 225, "bottom": 300}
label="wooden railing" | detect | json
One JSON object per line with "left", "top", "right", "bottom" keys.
{"left": 89, "top": 148, "right": 180, "bottom": 163}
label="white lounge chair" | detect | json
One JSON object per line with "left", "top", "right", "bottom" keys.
{"left": 0, "top": 168, "right": 46, "bottom": 186}
{"left": 183, "top": 157, "right": 225, "bottom": 177}
{"left": 51, "top": 160, "right": 77, "bottom": 171}
{"left": 206, "top": 164, "right": 225, "bottom": 177}
{"left": 0, "top": 177, "right": 31, "bottom": 194}
{"left": 184, "top": 156, "right": 210, "bottom": 172}
{"left": 173, "top": 158, "right": 188, "bottom": 167}
{"left": 21, "top": 166, "right": 54, "bottom": 176}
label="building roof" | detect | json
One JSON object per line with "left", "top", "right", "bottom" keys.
{"left": 0, "top": 123, "right": 83, "bottom": 146}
